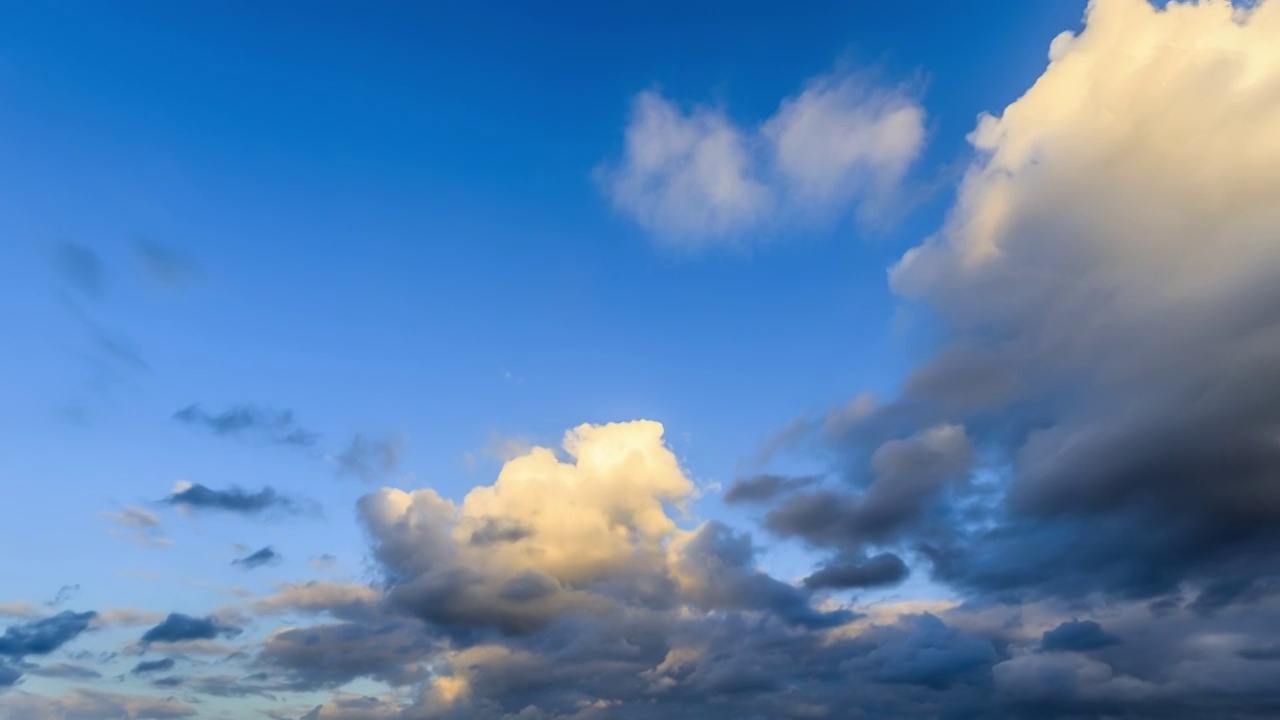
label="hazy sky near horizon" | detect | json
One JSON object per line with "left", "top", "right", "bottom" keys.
{"left": 3, "top": 1, "right": 1280, "bottom": 718}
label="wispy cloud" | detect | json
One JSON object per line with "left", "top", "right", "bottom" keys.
{"left": 173, "top": 404, "right": 321, "bottom": 448}
{"left": 162, "top": 481, "right": 312, "bottom": 518}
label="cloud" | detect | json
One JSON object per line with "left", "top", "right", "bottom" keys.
{"left": 103, "top": 506, "right": 171, "bottom": 547}
{"left": 132, "top": 657, "right": 176, "bottom": 675}
{"left": 722, "top": 473, "right": 818, "bottom": 504}
{"left": 597, "top": 72, "right": 924, "bottom": 249}
{"left": 1040, "top": 620, "right": 1121, "bottom": 653}
{"left": 140, "top": 613, "right": 241, "bottom": 645}
{"left": 25, "top": 663, "right": 101, "bottom": 680}
{"left": 252, "top": 582, "right": 382, "bottom": 621}
{"left": 758, "top": 0, "right": 1280, "bottom": 618}
{"left": 0, "top": 689, "right": 195, "bottom": 720}
{"left": 258, "top": 620, "right": 435, "bottom": 690}
{"left": 0, "top": 603, "right": 40, "bottom": 619}
{"left": 232, "top": 546, "right": 282, "bottom": 570}
{"left": 0, "top": 611, "right": 97, "bottom": 659}
{"left": 307, "top": 554, "right": 338, "bottom": 571}
{"left": 803, "top": 551, "right": 910, "bottom": 590}
{"left": 134, "top": 240, "right": 199, "bottom": 288}
{"left": 173, "top": 404, "right": 320, "bottom": 447}
{"left": 332, "top": 433, "right": 404, "bottom": 481}
{"left": 53, "top": 242, "right": 105, "bottom": 298}
{"left": 765, "top": 423, "right": 972, "bottom": 548}
{"left": 162, "top": 481, "right": 307, "bottom": 517}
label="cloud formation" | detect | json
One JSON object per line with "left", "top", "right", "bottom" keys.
{"left": 598, "top": 72, "right": 924, "bottom": 248}
{"left": 173, "top": 404, "right": 320, "bottom": 447}
{"left": 332, "top": 433, "right": 404, "bottom": 481}
{"left": 232, "top": 546, "right": 282, "bottom": 570}
{"left": 0, "top": 611, "right": 97, "bottom": 659}
{"left": 140, "top": 613, "right": 241, "bottom": 645}
{"left": 162, "top": 481, "right": 306, "bottom": 517}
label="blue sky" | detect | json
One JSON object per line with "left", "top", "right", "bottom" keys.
{"left": 5, "top": 1, "right": 1280, "bottom": 719}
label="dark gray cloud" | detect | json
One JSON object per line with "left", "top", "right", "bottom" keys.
{"left": 258, "top": 620, "right": 434, "bottom": 690}
{"left": 671, "top": 521, "right": 854, "bottom": 628}
{"left": 233, "top": 546, "right": 282, "bottom": 570}
{"left": 1040, "top": 620, "right": 1121, "bottom": 652}
{"left": 162, "top": 483, "right": 305, "bottom": 516}
{"left": 803, "top": 551, "right": 909, "bottom": 590}
{"left": 173, "top": 404, "right": 320, "bottom": 447}
{"left": 135, "top": 240, "right": 199, "bottom": 288}
{"left": 0, "top": 664, "right": 19, "bottom": 687}
{"left": 132, "top": 657, "right": 176, "bottom": 675}
{"left": 0, "top": 611, "right": 96, "bottom": 658}
{"left": 764, "top": 424, "right": 972, "bottom": 549}
{"left": 723, "top": 473, "right": 818, "bottom": 504}
{"left": 333, "top": 434, "right": 404, "bottom": 481}
{"left": 141, "top": 613, "right": 241, "bottom": 645}
{"left": 1237, "top": 644, "right": 1280, "bottom": 661}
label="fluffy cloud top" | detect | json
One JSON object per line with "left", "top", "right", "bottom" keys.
{"left": 598, "top": 74, "right": 925, "bottom": 248}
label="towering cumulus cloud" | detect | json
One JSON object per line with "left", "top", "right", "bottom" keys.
{"left": 751, "top": 0, "right": 1280, "bottom": 715}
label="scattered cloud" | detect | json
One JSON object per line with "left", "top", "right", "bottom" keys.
{"left": 162, "top": 481, "right": 310, "bottom": 517}
{"left": 131, "top": 657, "right": 175, "bottom": 675}
{"left": 104, "top": 505, "right": 172, "bottom": 547}
{"left": 0, "top": 611, "right": 97, "bottom": 659}
{"left": 172, "top": 404, "right": 320, "bottom": 448}
{"left": 0, "top": 689, "right": 195, "bottom": 720}
{"left": 331, "top": 433, "right": 404, "bottom": 482}
{"left": 140, "top": 613, "right": 241, "bottom": 645}
{"left": 597, "top": 72, "right": 924, "bottom": 249}
{"left": 232, "top": 546, "right": 282, "bottom": 570}
{"left": 134, "top": 240, "right": 199, "bottom": 288}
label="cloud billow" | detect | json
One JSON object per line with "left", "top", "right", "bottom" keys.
{"left": 597, "top": 72, "right": 925, "bottom": 249}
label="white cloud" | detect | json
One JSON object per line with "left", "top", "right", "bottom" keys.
{"left": 885, "top": 0, "right": 1280, "bottom": 514}
{"left": 598, "top": 73, "right": 925, "bottom": 249}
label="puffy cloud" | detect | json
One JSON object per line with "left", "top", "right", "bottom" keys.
{"left": 763, "top": 0, "right": 1280, "bottom": 612}
{"left": 258, "top": 620, "right": 434, "bottom": 690}
{"left": 597, "top": 72, "right": 924, "bottom": 248}
{"left": 360, "top": 420, "right": 706, "bottom": 634}
{"left": 1040, "top": 620, "right": 1121, "bottom": 653}
{"left": 765, "top": 423, "right": 972, "bottom": 548}
{"left": 140, "top": 613, "right": 241, "bottom": 645}
{"left": 803, "top": 551, "right": 910, "bottom": 590}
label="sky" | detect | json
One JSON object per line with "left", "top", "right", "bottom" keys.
{"left": 2, "top": 0, "right": 1280, "bottom": 718}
